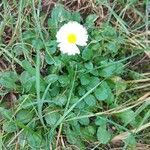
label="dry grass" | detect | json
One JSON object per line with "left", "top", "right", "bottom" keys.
{"left": 0, "top": 0, "right": 150, "bottom": 149}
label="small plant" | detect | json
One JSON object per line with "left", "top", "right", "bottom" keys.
{"left": 0, "top": 1, "right": 150, "bottom": 150}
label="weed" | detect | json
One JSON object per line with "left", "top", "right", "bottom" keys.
{"left": 0, "top": 0, "right": 150, "bottom": 149}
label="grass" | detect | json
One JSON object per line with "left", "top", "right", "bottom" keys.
{"left": 0, "top": 0, "right": 150, "bottom": 149}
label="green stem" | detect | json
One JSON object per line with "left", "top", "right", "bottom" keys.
{"left": 36, "top": 49, "right": 46, "bottom": 128}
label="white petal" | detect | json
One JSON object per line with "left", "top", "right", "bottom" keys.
{"left": 56, "top": 24, "right": 69, "bottom": 43}
{"left": 73, "top": 24, "right": 88, "bottom": 46}
{"left": 56, "top": 21, "right": 88, "bottom": 46}
{"left": 76, "top": 34, "right": 88, "bottom": 46}
{"left": 58, "top": 43, "right": 80, "bottom": 55}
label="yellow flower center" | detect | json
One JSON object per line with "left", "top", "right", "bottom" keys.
{"left": 67, "top": 33, "right": 77, "bottom": 44}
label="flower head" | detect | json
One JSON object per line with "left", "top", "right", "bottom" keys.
{"left": 56, "top": 21, "right": 88, "bottom": 55}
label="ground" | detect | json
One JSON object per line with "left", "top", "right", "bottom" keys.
{"left": 0, "top": 0, "right": 150, "bottom": 150}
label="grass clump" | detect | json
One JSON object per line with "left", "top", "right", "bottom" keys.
{"left": 0, "top": 0, "right": 150, "bottom": 149}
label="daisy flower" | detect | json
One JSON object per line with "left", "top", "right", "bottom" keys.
{"left": 56, "top": 21, "right": 88, "bottom": 55}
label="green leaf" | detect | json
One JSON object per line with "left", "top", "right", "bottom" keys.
{"left": 78, "top": 117, "right": 90, "bottom": 126}
{"left": 69, "top": 115, "right": 81, "bottom": 132}
{"left": 85, "top": 77, "right": 100, "bottom": 91}
{"left": 84, "top": 94, "right": 96, "bottom": 106}
{"left": 0, "top": 71, "right": 18, "bottom": 90}
{"left": 0, "top": 107, "right": 12, "bottom": 120}
{"left": 53, "top": 95, "right": 67, "bottom": 106}
{"left": 45, "top": 52, "right": 54, "bottom": 65}
{"left": 106, "top": 92, "right": 114, "bottom": 104}
{"left": 71, "top": 12, "right": 81, "bottom": 22}
{"left": 44, "top": 112, "right": 61, "bottom": 126}
{"left": 81, "top": 126, "right": 96, "bottom": 140}
{"left": 50, "top": 85, "right": 60, "bottom": 97}
{"left": 70, "top": 97, "right": 85, "bottom": 109}
{"left": 27, "top": 132, "right": 43, "bottom": 148}
{"left": 45, "top": 74, "right": 58, "bottom": 84}
{"left": 85, "top": 14, "right": 98, "bottom": 28}
{"left": 45, "top": 40, "right": 57, "bottom": 54}
{"left": 22, "top": 60, "right": 36, "bottom": 76}
{"left": 49, "top": 4, "right": 81, "bottom": 32}
{"left": 85, "top": 125, "right": 96, "bottom": 135}
{"left": 99, "top": 63, "right": 124, "bottom": 78}
{"left": 84, "top": 62, "right": 93, "bottom": 70}
{"left": 117, "top": 109, "right": 136, "bottom": 126}
{"left": 66, "top": 128, "right": 77, "bottom": 144}
{"left": 76, "top": 100, "right": 86, "bottom": 109}
{"left": 70, "top": 97, "right": 78, "bottom": 106}
{"left": 52, "top": 4, "right": 71, "bottom": 23}
{"left": 13, "top": 44, "right": 29, "bottom": 57}
{"left": 107, "top": 41, "right": 119, "bottom": 53}
{"left": 99, "top": 64, "right": 116, "bottom": 78}
{"left": 58, "top": 75, "right": 70, "bottom": 87}
{"left": 22, "top": 30, "right": 36, "bottom": 41}
{"left": 94, "top": 81, "right": 110, "bottom": 101}
{"left": 97, "top": 125, "right": 111, "bottom": 144}
{"left": 95, "top": 116, "right": 107, "bottom": 126}
{"left": 3, "top": 121, "right": 17, "bottom": 133}
{"left": 124, "top": 133, "right": 136, "bottom": 145}
{"left": 32, "top": 39, "right": 44, "bottom": 50}
{"left": 78, "top": 87, "right": 86, "bottom": 96}
{"left": 20, "top": 71, "right": 34, "bottom": 92}
{"left": 101, "top": 24, "right": 117, "bottom": 38}
{"left": 82, "top": 47, "right": 93, "bottom": 61}
{"left": 80, "top": 74, "right": 90, "bottom": 85}
{"left": 16, "top": 109, "right": 34, "bottom": 124}
{"left": 65, "top": 126, "right": 85, "bottom": 148}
